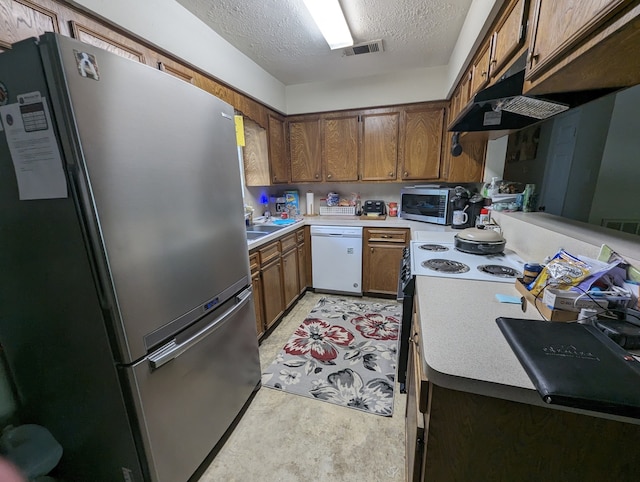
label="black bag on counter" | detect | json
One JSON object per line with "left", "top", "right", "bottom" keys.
{"left": 496, "top": 317, "right": 640, "bottom": 418}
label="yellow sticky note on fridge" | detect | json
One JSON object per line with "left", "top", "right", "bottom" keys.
{"left": 234, "top": 115, "right": 245, "bottom": 146}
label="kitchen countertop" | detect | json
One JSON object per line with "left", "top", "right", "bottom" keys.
{"left": 246, "top": 215, "right": 449, "bottom": 249}
{"left": 413, "top": 226, "right": 640, "bottom": 425}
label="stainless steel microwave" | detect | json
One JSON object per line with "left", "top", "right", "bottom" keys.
{"left": 399, "top": 187, "right": 454, "bottom": 225}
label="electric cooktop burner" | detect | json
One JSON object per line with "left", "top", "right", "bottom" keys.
{"left": 418, "top": 243, "right": 449, "bottom": 252}
{"left": 421, "top": 259, "right": 470, "bottom": 274}
{"left": 477, "top": 264, "right": 521, "bottom": 278}
{"left": 410, "top": 240, "right": 526, "bottom": 283}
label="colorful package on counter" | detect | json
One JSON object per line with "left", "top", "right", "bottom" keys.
{"left": 284, "top": 190, "right": 299, "bottom": 213}
{"left": 529, "top": 249, "right": 591, "bottom": 296}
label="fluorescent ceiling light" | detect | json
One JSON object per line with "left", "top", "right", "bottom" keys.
{"left": 303, "top": 0, "right": 353, "bottom": 50}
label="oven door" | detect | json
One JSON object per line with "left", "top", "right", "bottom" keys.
{"left": 397, "top": 250, "right": 415, "bottom": 391}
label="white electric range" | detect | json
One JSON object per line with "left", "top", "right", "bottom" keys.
{"left": 410, "top": 239, "right": 525, "bottom": 283}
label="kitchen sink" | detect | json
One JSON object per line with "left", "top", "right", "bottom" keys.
{"left": 246, "top": 231, "right": 268, "bottom": 241}
{"left": 248, "top": 224, "right": 286, "bottom": 233}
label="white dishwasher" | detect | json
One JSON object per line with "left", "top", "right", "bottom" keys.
{"left": 311, "top": 225, "right": 363, "bottom": 295}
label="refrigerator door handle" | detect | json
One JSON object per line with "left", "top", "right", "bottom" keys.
{"left": 148, "top": 288, "right": 252, "bottom": 369}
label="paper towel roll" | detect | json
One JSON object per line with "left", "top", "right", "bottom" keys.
{"left": 306, "top": 192, "right": 314, "bottom": 215}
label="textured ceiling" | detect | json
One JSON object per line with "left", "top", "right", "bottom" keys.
{"left": 174, "top": 0, "right": 474, "bottom": 85}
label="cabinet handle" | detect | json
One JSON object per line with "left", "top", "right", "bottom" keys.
{"left": 315, "top": 173, "right": 319, "bottom": 179}
{"left": 527, "top": 51, "right": 539, "bottom": 66}
{"left": 371, "top": 247, "right": 374, "bottom": 253}
{"left": 381, "top": 235, "right": 391, "bottom": 239}
{"left": 388, "top": 172, "right": 393, "bottom": 177}
{"left": 326, "top": 173, "right": 331, "bottom": 179}
{"left": 403, "top": 171, "right": 408, "bottom": 177}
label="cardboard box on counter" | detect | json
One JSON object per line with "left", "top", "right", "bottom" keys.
{"left": 542, "top": 288, "right": 609, "bottom": 312}
{"left": 514, "top": 279, "right": 578, "bottom": 322}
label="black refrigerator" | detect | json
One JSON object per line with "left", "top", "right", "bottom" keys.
{"left": 0, "top": 33, "right": 261, "bottom": 482}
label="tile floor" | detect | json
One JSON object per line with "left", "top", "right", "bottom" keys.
{"left": 198, "top": 292, "right": 407, "bottom": 482}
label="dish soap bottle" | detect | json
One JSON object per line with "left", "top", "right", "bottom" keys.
{"left": 483, "top": 177, "right": 500, "bottom": 198}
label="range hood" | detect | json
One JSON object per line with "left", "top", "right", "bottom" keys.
{"left": 449, "top": 61, "right": 618, "bottom": 134}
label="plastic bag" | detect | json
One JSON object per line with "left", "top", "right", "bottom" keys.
{"left": 529, "top": 250, "right": 591, "bottom": 296}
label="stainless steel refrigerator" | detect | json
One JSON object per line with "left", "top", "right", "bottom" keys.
{"left": 0, "top": 33, "right": 261, "bottom": 482}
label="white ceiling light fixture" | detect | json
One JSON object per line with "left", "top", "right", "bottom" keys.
{"left": 303, "top": 0, "right": 353, "bottom": 50}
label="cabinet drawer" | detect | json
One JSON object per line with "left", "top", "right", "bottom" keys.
{"left": 365, "top": 228, "right": 409, "bottom": 244}
{"left": 412, "top": 307, "right": 429, "bottom": 414}
{"left": 296, "top": 228, "right": 305, "bottom": 244}
{"left": 280, "top": 233, "right": 297, "bottom": 253}
{"left": 259, "top": 241, "right": 281, "bottom": 266}
{"left": 249, "top": 251, "right": 260, "bottom": 274}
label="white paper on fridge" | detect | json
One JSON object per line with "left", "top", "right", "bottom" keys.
{"left": 0, "top": 91, "right": 68, "bottom": 200}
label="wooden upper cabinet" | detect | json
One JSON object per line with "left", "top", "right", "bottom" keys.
{"left": 242, "top": 118, "right": 270, "bottom": 186}
{"left": 399, "top": 106, "right": 445, "bottom": 181}
{"left": 441, "top": 133, "right": 486, "bottom": 183}
{"left": 268, "top": 114, "right": 289, "bottom": 184}
{"left": 360, "top": 110, "right": 400, "bottom": 181}
{"left": 289, "top": 118, "right": 322, "bottom": 182}
{"left": 70, "top": 21, "right": 146, "bottom": 63}
{"left": 526, "top": 0, "right": 626, "bottom": 78}
{"left": 471, "top": 41, "right": 492, "bottom": 96}
{"left": 0, "top": 0, "right": 59, "bottom": 49}
{"left": 490, "top": 0, "right": 529, "bottom": 79}
{"left": 158, "top": 59, "right": 194, "bottom": 84}
{"left": 323, "top": 114, "right": 359, "bottom": 182}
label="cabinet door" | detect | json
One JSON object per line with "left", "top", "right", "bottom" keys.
{"left": 297, "top": 242, "right": 307, "bottom": 295}
{"left": 262, "top": 258, "right": 284, "bottom": 330}
{"left": 490, "top": 0, "right": 528, "bottom": 79}
{"left": 268, "top": 114, "right": 289, "bottom": 184}
{"left": 405, "top": 337, "right": 425, "bottom": 482}
{"left": 289, "top": 118, "right": 322, "bottom": 182}
{"left": 441, "top": 130, "right": 487, "bottom": 183}
{"left": 323, "top": 114, "right": 359, "bottom": 181}
{"left": 360, "top": 111, "right": 400, "bottom": 181}
{"left": 449, "top": 89, "right": 461, "bottom": 126}
{"left": 471, "top": 41, "right": 492, "bottom": 96}
{"left": 459, "top": 70, "right": 473, "bottom": 110}
{"left": 0, "top": 0, "right": 59, "bottom": 49}
{"left": 362, "top": 228, "right": 408, "bottom": 295}
{"left": 242, "top": 118, "right": 271, "bottom": 186}
{"left": 158, "top": 59, "right": 194, "bottom": 84}
{"left": 527, "top": 0, "right": 626, "bottom": 78}
{"left": 399, "top": 107, "right": 445, "bottom": 181}
{"left": 252, "top": 271, "right": 265, "bottom": 338}
{"left": 70, "top": 21, "right": 147, "bottom": 63}
{"left": 281, "top": 248, "right": 299, "bottom": 310}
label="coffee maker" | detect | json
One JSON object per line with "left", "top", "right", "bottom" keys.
{"left": 450, "top": 187, "right": 470, "bottom": 229}
{"left": 466, "top": 193, "right": 485, "bottom": 228}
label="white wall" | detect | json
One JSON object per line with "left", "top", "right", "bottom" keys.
{"left": 285, "top": 65, "right": 449, "bottom": 114}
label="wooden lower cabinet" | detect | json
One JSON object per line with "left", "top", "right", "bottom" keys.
{"left": 408, "top": 298, "right": 640, "bottom": 481}
{"left": 280, "top": 232, "right": 299, "bottom": 309}
{"left": 249, "top": 252, "right": 264, "bottom": 338}
{"left": 251, "top": 227, "right": 309, "bottom": 339}
{"left": 256, "top": 239, "right": 284, "bottom": 332}
{"left": 251, "top": 271, "right": 264, "bottom": 338}
{"left": 261, "top": 257, "right": 284, "bottom": 331}
{"left": 362, "top": 227, "right": 409, "bottom": 296}
{"left": 296, "top": 227, "right": 308, "bottom": 295}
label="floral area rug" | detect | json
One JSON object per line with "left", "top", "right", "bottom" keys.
{"left": 261, "top": 296, "right": 402, "bottom": 416}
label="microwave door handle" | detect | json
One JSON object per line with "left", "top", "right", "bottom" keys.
{"left": 148, "top": 288, "right": 252, "bottom": 369}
